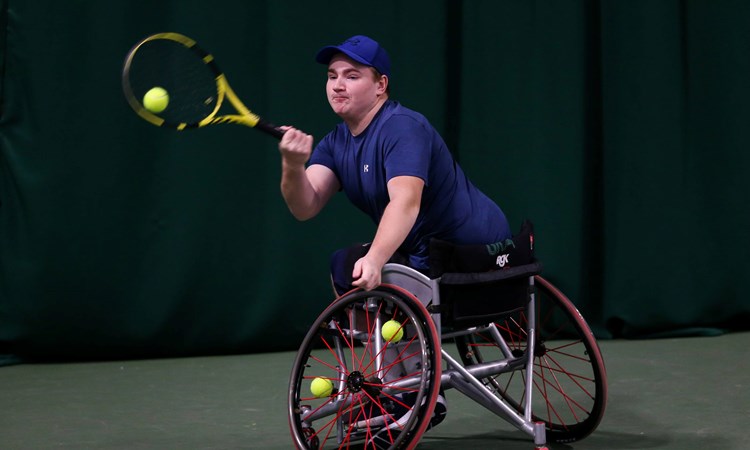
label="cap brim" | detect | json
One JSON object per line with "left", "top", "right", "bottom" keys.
{"left": 315, "top": 46, "right": 372, "bottom": 68}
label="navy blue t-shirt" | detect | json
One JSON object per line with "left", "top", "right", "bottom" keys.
{"left": 310, "top": 100, "right": 510, "bottom": 269}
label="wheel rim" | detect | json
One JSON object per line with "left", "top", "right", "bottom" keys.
{"left": 289, "top": 288, "right": 441, "bottom": 449}
{"left": 456, "top": 275, "right": 607, "bottom": 442}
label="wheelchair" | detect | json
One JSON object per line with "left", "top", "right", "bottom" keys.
{"left": 287, "top": 229, "right": 607, "bottom": 449}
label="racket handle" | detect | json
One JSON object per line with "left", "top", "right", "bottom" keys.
{"left": 256, "top": 119, "right": 286, "bottom": 140}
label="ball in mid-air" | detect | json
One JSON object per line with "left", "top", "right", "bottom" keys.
{"left": 382, "top": 320, "right": 404, "bottom": 343}
{"left": 143, "top": 87, "right": 169, "bottom": 113}
{"left": 310, "top": 377, "right": 334, "bottom": 398}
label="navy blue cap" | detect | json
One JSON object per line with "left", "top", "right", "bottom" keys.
{"left": 315, "top": 35, "right": 391, "bottom": 78}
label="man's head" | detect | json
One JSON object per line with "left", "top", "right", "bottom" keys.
{"left": 316, "top": 36, "right": 390, "bottom": 125}
{"left": 315, "top": 35, "right": 391, "bottom": 78}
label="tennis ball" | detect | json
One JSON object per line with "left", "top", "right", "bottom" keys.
{"left": 143, "top": 87, "right": 169, "bottom": 113}
{"left": 310, "top": 377, "right": 334, "bottom": 398}
{"left": 382, "top": 320, "right": 404, "bottom": 343}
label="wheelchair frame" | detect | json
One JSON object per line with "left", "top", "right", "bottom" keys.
{"left": 288, "top": 262, "right": 607, "bottom": 450}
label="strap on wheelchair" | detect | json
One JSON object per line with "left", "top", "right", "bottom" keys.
{"left": 428, "top": 219, "right": 535, "bottom": 278}
{"left": 439, "top": 261, "right": 543, "bottom": 285}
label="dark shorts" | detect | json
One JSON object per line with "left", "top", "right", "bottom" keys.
{"left": 329, "top": 243, "right": 411, "bottom": 296}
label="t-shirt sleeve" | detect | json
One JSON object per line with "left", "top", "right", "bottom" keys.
{"left": 308, "top": 133, "right": 339, "bottom": 179}
{"left": 381, "top": 115, "right": 432, "bottom": 185}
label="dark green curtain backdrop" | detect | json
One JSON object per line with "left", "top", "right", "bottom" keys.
{"left": 1, "top": 0, "right": 748, "bottom": 363}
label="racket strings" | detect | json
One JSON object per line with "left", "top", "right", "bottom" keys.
{"left": 127, "top": 39, "right": 220, "bottom": 126}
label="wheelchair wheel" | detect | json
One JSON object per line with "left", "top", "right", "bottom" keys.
{"left": 455, "top": 275, "right": 607, "bottom": 443}
{"left": 289, "top": 285, "right": 442, "bottom": 449}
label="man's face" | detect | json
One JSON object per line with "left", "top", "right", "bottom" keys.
{"left": 326, "top": 54, "right": 386, "bottom": 121}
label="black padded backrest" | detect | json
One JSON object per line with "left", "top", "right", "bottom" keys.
{"left": 427, "top": 220, "right": 540, "bottom": 326}
{"left": 438, "top": 261, "right": 542, "bottom": 326}
{"left": 428, "top": 219, "right": 535, "bottom": 278}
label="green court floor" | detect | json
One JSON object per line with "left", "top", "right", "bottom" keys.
{"left": 1, "top": 332, "right": 748, "bottom": 449}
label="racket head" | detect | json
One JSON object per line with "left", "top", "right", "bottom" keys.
{"left": 122, "top": 32, "right": 226, "bottom": 129}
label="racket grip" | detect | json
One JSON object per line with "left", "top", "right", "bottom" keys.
{"left": 256, "top": 118, "right": 286, "bottom": 140}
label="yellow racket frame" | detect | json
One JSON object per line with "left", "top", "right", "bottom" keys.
{"left": 122, "top": 32, "right": 265, "bottom": 131}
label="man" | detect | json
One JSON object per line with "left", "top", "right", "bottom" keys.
{"left": 278, "top": 35, "right": 512, "bottom": 438}
{"left": 278, "top": 35, "right": 511, "bottom": 295}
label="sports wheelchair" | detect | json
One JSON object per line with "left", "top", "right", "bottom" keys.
{"left": 288, "top": 225, "right": 607, "bottom": 449}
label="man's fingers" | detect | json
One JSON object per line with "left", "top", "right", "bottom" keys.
{"left": 351, "top": 258, "right": 381, "bottom": 291}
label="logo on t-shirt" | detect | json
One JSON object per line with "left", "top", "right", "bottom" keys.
{"left": 363, "top": 164, "right": 369, "bottom": 173}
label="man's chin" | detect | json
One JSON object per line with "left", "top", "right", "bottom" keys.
{"left": 331, "top": 106, "right": 352, "bottom": 119}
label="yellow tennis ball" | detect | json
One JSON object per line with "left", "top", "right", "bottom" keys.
{"left": 310, "top": 377, "right": 333, "bottom": 398}
{"left": 143, "top": 87, "right": 169, "bottom": 113}
{"left": 382, "top": 320, "right": 404, "bottom": 343}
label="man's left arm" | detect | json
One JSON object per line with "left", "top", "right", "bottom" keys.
{"left": 351, "top": 175, "right": 424, "bottom": 290}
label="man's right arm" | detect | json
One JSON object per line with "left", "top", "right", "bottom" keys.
{"left": 279, "top": 127, "right": 339, "bottom": 221}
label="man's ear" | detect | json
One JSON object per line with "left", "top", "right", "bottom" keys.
{"left": 377, "top": 74, "right": 389, "bottom": 95}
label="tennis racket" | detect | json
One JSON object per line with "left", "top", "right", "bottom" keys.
{"left": 122, "top": 32, "right": 284, "bottom": 139}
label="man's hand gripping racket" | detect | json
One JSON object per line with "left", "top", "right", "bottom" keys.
{"left": 122, "top": 32, "right": 284, "bottom": 139}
